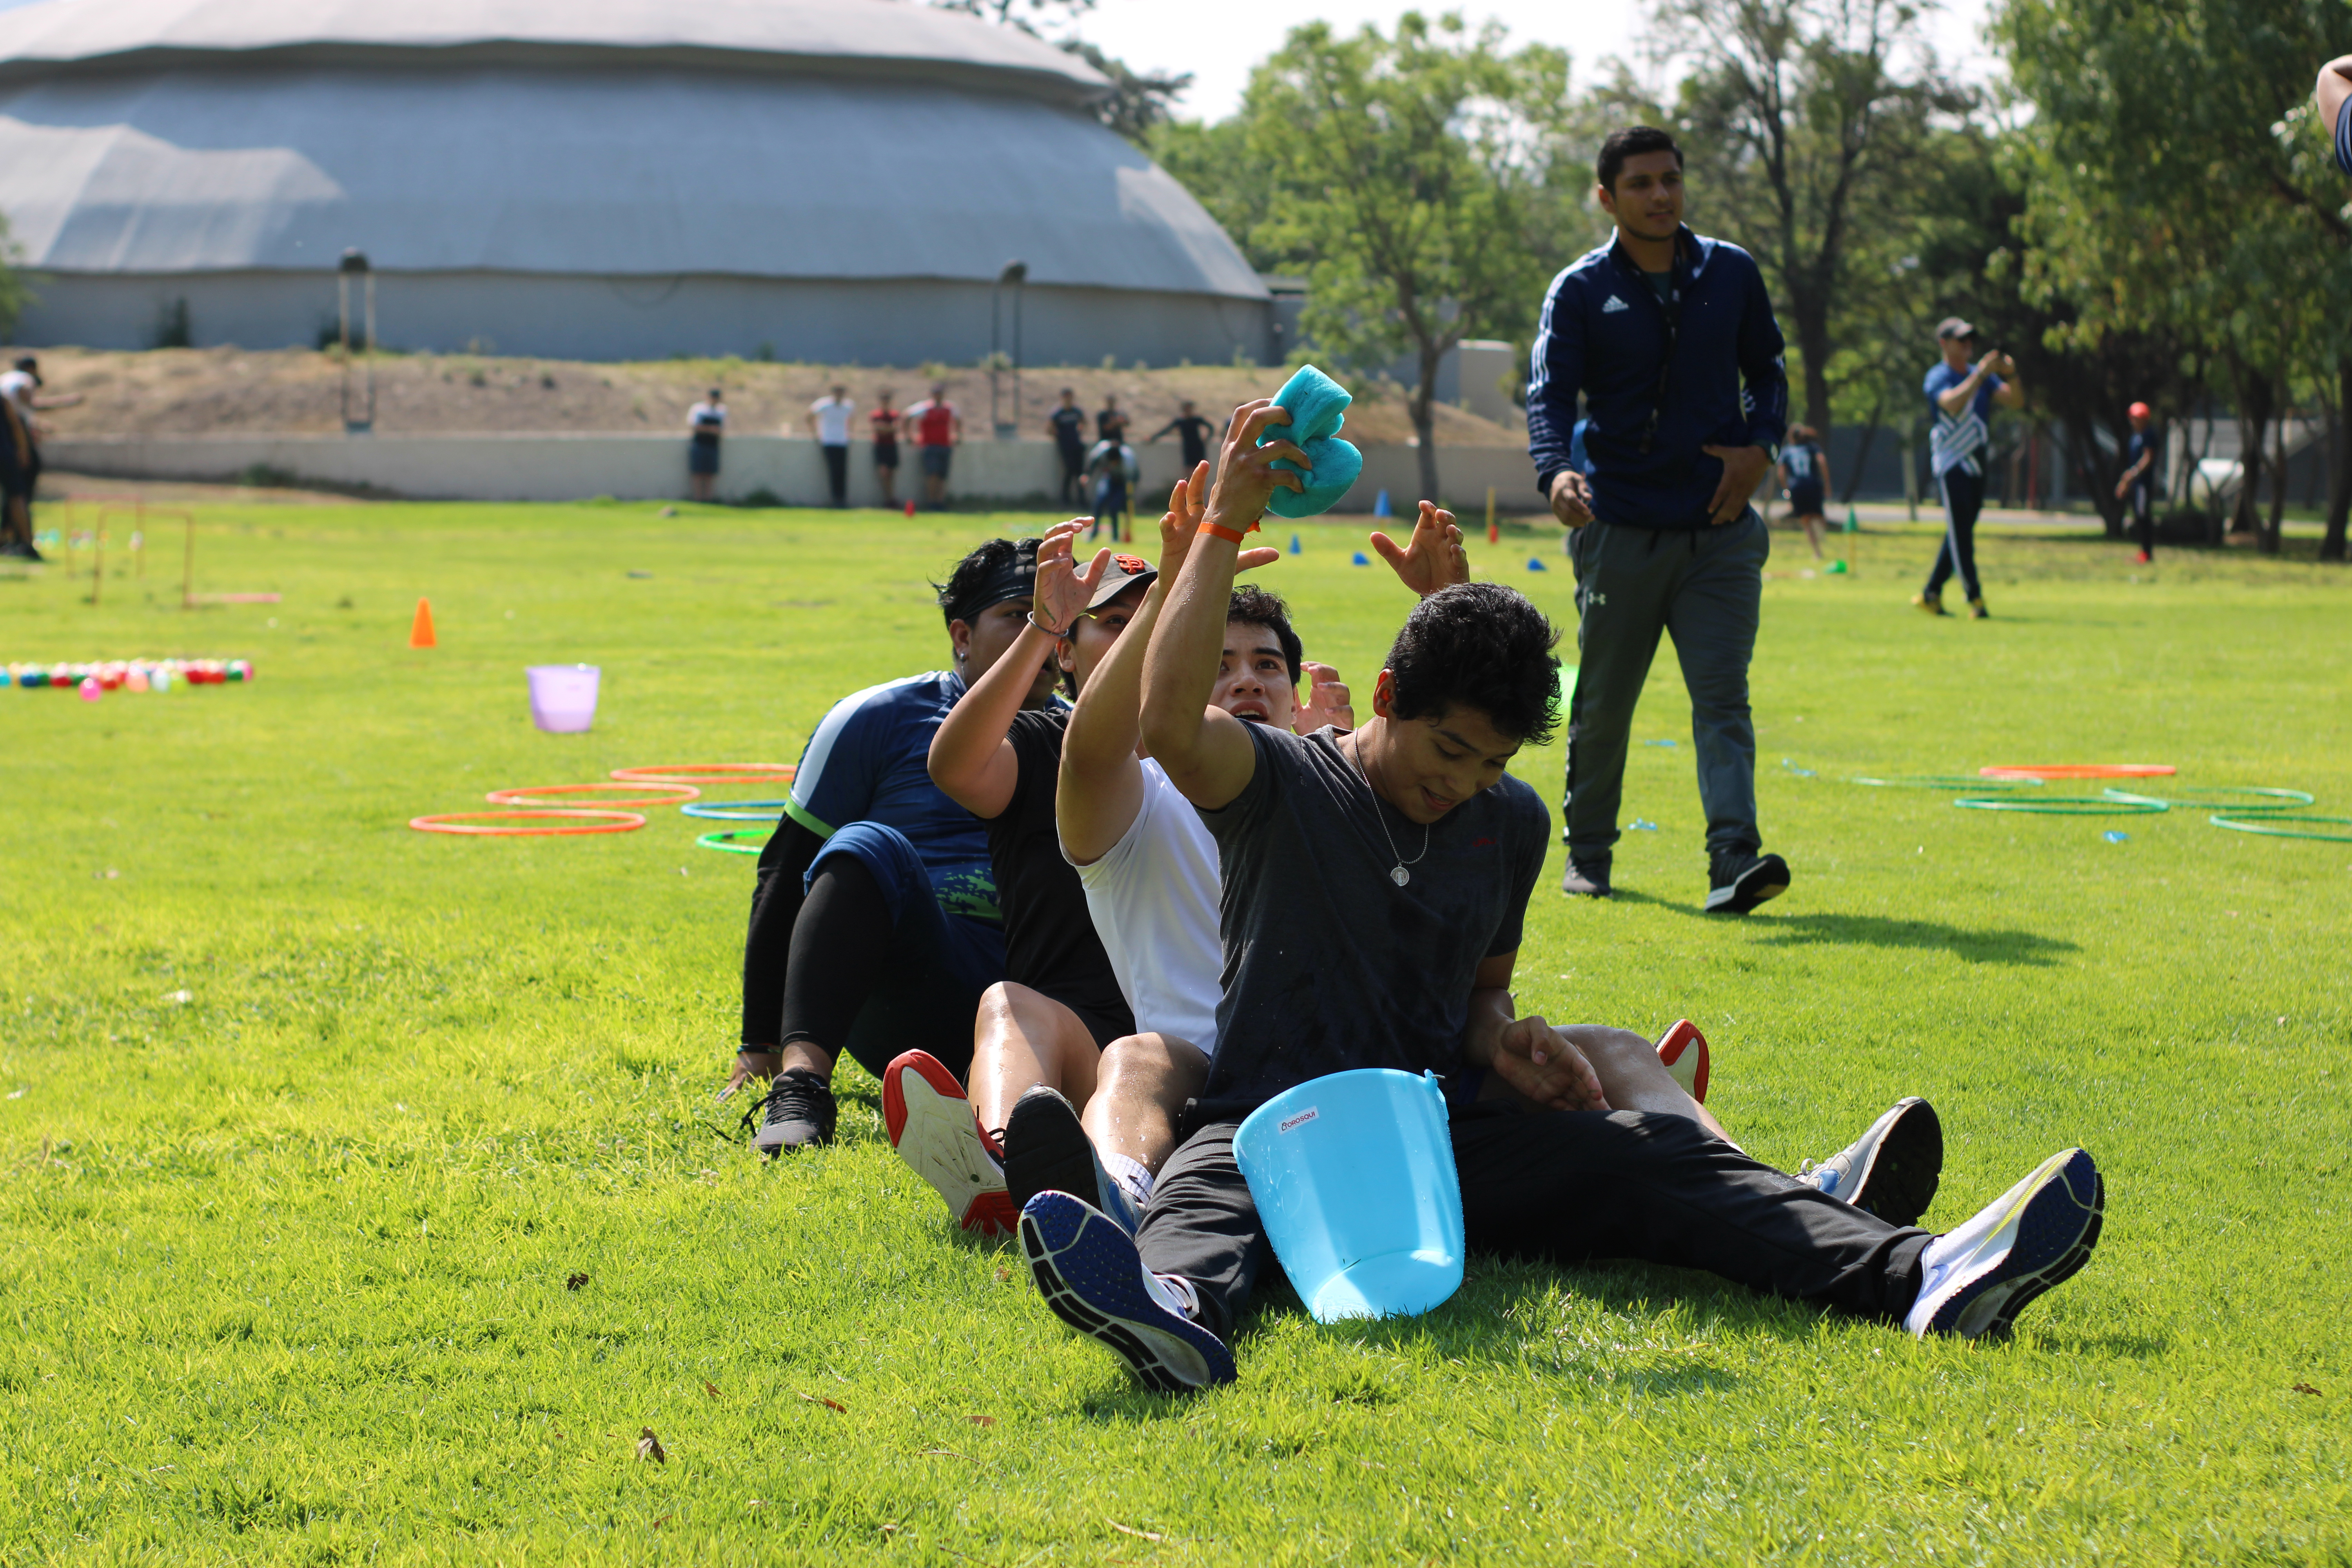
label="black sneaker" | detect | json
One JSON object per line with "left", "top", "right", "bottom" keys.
{"left": 741, "top": 1067, "right": 835, "bottom": 1154}
{"left": 1560, "top": 856, "right": 1612, "bottom": 898}
{"left": 1705, "top": 847, "right": 1789, "bottom": 915}
{"left": 1002, "top": 1084, "right": 1140, "bottom": 1233}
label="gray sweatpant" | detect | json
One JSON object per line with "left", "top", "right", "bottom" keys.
{"left": 1563, "top": 509, "right": 1767, "bottom": 863}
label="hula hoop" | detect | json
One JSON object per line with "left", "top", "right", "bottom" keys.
{"left": 2208, "top": 813, "right": 2352, "bottom": 843}
{"left": 682, "top": 799, "right": 790, "bottom": 821}
{"left": 485, "top": 782, "right": 701, "bottom": 807}
{"left": 410, "top": 809, "right": 646, "bottom": 836}
{"left": 1851, "top": 774, "right": 2043, "bottom": 790}
{"left": 1980, "top": 764, "right": 2176, "bottom": 780}
{"left": 1953, "top": 796, "right": 2169, "bottom": 815}
{"left": 612, "top": 764, "right": 796, "bottom": 785}
{"left": 2105, "top": 787, "right": 2314, "bottom": 813}
{"left": 696, "top": 828, "right": 770, "bottom": 855}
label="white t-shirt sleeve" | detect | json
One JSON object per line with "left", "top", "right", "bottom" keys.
{"left": 1067, "top": 760, "right": 1224, "bottom": 1055}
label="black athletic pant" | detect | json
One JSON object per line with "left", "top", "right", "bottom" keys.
{"left": 1925, "top": 467, "right": 1985, "bottom": 602}
{"left": 2131, "top": 486, "right": 2154, "bottom": 558}
{"left": 1137, "top": 1108, "right": 1930, "bottom": 1339}
{"left": 822, "top": 444, "right": 849, "bottom": 506}
{"left": 1058, "top": 445, "right": 1087, "bottom": 507}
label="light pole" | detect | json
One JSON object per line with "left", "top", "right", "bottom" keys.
{"left": 338, "top": 248, "right": 376, "bottom": 434}
{"left": 991, "top": 259, "right": 1027, "bottom": 439}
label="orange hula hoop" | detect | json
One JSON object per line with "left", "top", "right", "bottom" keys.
{"left": 409, "top": 809, "right": 647, "bottom": 836}
{"left": 1979, "top": 765, "right": 2177, "bottom": 780}
{"left": 485, "top": 782, "right": 701, "bottom": 807}
{"left": 611, "top": 763, "right": 797, "bottom": 784}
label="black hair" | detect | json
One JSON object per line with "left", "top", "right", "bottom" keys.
{"left": 707, "top": 387, "right": 722, "bottom": 399}
{"left": 1383, "top": 584, "right": 1560, "bottom": 746}
{"left": 1226, "top": 584, "right": 1302, "bottom": 686}
{"left": 933, "top": 535, "right": 1040, "bottom": 628}
{"left": 1597, "top": 126, "right": 1683, "bottom": 196}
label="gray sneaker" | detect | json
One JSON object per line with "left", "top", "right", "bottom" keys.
{"left": 1798, "top": 1097, "right": 1942, "bottom": 1227}
{"left": 1560, "top": 857, "right": 1612, "bottom": 898}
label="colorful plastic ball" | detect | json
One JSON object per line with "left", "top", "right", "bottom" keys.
{"left": 78, "top": 676, "right": 102, "bottom": 702}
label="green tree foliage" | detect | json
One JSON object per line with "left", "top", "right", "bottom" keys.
{"left": 1227, "top": 13, "right": 1580, "bottom": 501}
{"left": 1617, "top": 0, "right": 1965, "bottom": 445}
{"left": 0, "top": 211, "right": 31, "bottom": 340}
{"left": 1995, "top": 0, "right": 2352, "bottom": 556}
{"left": 932, "top": 0, "right": 1193, "bottom": 146}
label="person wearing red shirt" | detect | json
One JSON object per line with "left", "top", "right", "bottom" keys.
{"left": 907, "top": 383, "right": 962, "bottom": 511}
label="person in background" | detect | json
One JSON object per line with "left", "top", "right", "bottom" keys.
{"left": 0, "top": 385, "right": 36, "bottom": 560}
{"left": 686, "top": 387, "right": 726, "bottom": 503}
{"left": 908, "top": 383, "right": 962, "bottom": 512}
{"left": 1096, "top": 392, "right": 1129, "bottom": 446}
{"left": 807, "top": 383, "right": 857, "bottom": 508}
{"left": 1526, "top": 124, "right": 1793, "bottom": 915}
{"left": 1916, "top": 319, "right": 2021, "bottom": 619}
{"left": 870, "top": 388, "right": 903, "bottom": 511}
{"left": 1049, "top": 388, "right": 1089, "bottom": 508}
{"left": 1084, "top": 436, "right": 1137, "bottom": 544}
{"left": 2115, "top": 402, "right": 2160, "bottom": 565}
{"left": 0, "top": 356, "right": 80, "bottom": 426}
{"left": 2318, "top": 53, "right": 2352, "bottom": 173}
{"left": 1778, "top": 424, "right": 1830, "bottom": 559}
{"left": 1148, "top": 400, "right": 1217, "bottom": 470}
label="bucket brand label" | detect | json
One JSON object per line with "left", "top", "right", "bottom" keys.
{"left": 1278, "top": 1107, "right": 1319, "bottom": 1133}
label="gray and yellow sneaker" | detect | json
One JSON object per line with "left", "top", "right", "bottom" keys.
{"left": 1798, "top": 1097, "right": 1942, "bottom": 1227}
{"left": 1905, "top": 1148, "right": 2104, "bottom": 1339}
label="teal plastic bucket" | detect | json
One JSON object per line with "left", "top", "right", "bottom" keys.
{"left": 1234, "top": 1069, "right": 1465, "bottom": 1323}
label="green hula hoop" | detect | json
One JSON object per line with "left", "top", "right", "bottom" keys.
{"left": 682, "top": 799, "right": 790, "bottom": 822}
{"left": 2105, "top": 787, "right": 2314, "bottom": 812}
{"left": 2208, "top": 813, "right": 2352, "bottom": 843}
{"left": 695, "top": 829, "right": 771, "bottom": 855}
{"left": 1853, "top": 774, "right": 2043, "bottom": 790}
{"left": 1953, "top": 796, "right": 2169, "bottom": 814}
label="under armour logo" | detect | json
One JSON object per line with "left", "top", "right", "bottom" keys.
{"left": 1601, "top": 296, "right": 1630, "bottom": 314}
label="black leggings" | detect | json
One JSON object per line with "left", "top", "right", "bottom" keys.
{"left": 1926, "top": 467, "right": 1984, "bottom": 602}
{"left": 776, "top": 855, "right": 896, "bottom": 1072}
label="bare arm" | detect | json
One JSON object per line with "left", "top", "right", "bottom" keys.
{"left": 1138, "top": 401, "right": 1307, "bottom": 809}
{"left": 1459, "top": 952, "right": 1606, "bottom": 1112}
{"left": 2320, "top": 56, "right": 2352, "bottom": 138}
{"left": 927, "top": 520, "right": 1102, "bottom": 818}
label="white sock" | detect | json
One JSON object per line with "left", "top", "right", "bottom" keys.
{"left": 1144, "top": 1270, "right": 1199, "bottom": 1322}
{"left": 1102, "top": 1152, "right": 1154, "bottom": 1210}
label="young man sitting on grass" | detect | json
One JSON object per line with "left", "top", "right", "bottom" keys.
{"left": 729, "top": 537, "right": 1061, "bottom": 1153}
{"left": 1013, "top": 399, "right": 2107, "bottom": 1390}
{"left": 901, "top": 505, "right": 1351, "bottom": 1233}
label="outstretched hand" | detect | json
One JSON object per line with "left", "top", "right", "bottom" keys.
{"left": 1294, "top": 661, "right": 1353, "bottom": 732}
{"left": 1160, "top": 461, "right": 1279, "bottom": 578}
{"left": 1034, "top": 518, "right": 1111, "bottom": 632}
{"left": 1488, "top": 1015, "right": 1609, "bottom": 1112}
{"left": 1369, "top": 500, "right": 1470, "bottom": 597}
{"left": 1700, "top": 445, "right": 1773, "bottom": 526}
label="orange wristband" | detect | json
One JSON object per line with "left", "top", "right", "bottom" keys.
{"left": 1197, "top": 518, "right": 1256, "bottom": 544}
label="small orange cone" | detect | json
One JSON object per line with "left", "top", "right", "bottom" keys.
{"left": 409, "top": 597, "right": 437, "bottom": 649}
{"left": 904, "top": 499, "right": 916, "bottom": 517}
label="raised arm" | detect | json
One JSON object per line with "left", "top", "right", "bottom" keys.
{"left": 1368, "top": 499, "right": 1472, "bottom": 596}
{"left": 927, "top": 520, "right": 1103, "bottom": 818}
{"left": 1139, "top": 401, "right": 1307, "bottom": 809}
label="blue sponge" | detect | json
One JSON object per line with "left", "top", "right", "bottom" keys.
{"left": 1258, "top": 364, "right": 1364, "bottom": 518}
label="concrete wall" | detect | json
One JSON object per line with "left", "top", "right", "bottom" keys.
{"left": 45, "top": 432, "right": 1553, "bottom": 514}
{"left": 21, "top": 272, "right": 1277, "bottom": 369}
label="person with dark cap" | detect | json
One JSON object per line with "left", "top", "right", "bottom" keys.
{"left": 0, "top": 382, "right": 36, "bottom": 560}
{"left": 730, "top": 535, "right": 1063, "bottom": 1153}
{"left": 2115, "top": 401, "right": 2160, "bottom": 564}
{"left": 1525, "top": 125, "right": 1793, "bottom": 915}
{"left": 1916, "top": 319, "right": 2022, "bottom": 619}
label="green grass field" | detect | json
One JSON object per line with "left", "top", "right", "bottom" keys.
{"left": 4, "top": 499, "right": 2348, "bottom": 1564}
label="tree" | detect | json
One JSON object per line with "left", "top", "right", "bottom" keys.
{"left": 1236, "top": 13, "right": 1576, "bottom": 501}
{"left": 0, "top": 212, "right": 29, "bottom": 341}
{"left": 933, "top": 0, "right": 1192, "bottom": 147}
{"left": 1995, "top": 0, "right": 2352, "bottom": 559}
{"left": 1628, "top": 0, "right": 1965, "bottom": 446}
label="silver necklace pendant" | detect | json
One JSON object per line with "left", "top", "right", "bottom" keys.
{"left": 1390, "top": 865, "right": 1410, "bottom": 887}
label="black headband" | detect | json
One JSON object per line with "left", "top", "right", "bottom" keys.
{"left": 942, "top": 540, "right": 1038, "bottom": 628}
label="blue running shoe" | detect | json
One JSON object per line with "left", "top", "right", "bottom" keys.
{"left": 1019, "top": 1191, "right": 1235, "bottom": 1391}
{"left": 1905, "top": 1148, "right": 2104, "bottom": 1339}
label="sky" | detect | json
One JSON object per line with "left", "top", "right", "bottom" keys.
{"left": 1077, "top": 0, "right": 2001, "bottom": 123}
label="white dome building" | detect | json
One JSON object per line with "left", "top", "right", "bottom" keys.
{"left": 0, "top": 0, "right": 1272, "bottom": 363}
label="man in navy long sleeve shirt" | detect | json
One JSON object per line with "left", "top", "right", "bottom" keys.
{"left": 1526, "top": 126, "right": 1792, "bottom": 915}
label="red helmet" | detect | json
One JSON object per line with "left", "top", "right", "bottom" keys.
{"left": 2127, "top": 401, "right": 2151, "bottom": 420}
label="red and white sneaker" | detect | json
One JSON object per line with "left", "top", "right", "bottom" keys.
{"left": 1655, "top": 1018, "right": 1710, "bottom": 1103}
{"left": 882, "top": 1050, "right": 1015, "bottom": 1237}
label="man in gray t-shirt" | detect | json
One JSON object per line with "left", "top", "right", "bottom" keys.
{"left": 1005, "top": 396, "right": 2109, "bottom": 1392}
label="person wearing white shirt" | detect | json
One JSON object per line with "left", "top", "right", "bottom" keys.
{"left": 685, "top": 389, "right": 726, "bottom": 503}
{"left": 805, "top": 383, "right": 857, "bottom": 508}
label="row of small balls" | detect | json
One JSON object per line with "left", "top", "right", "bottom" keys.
{"left": 4, "top": 658, "right": 254, "bottom": 691}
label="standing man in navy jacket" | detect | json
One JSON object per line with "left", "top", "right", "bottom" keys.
{"left": 1527, "top": 126, "right": 1791, "bottom": 915}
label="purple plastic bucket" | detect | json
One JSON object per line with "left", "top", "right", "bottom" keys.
{"left": 526, "top": 664, "right": 601, "bottom": 733}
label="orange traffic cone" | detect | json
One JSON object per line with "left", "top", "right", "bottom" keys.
{"left": 409, "top": 597, "right": 437, "bottom": 649}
